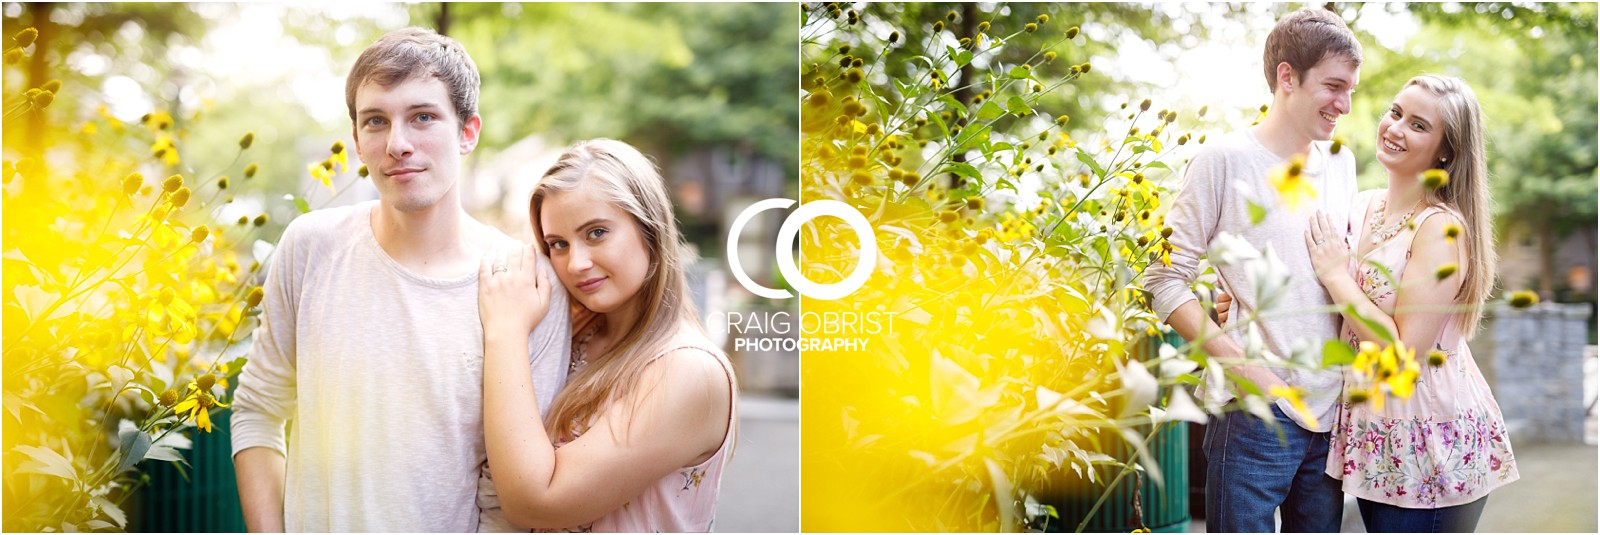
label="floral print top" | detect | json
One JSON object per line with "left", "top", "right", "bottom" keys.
{"left": 1325, "top": 190, "right": 1519, "bottom": 509}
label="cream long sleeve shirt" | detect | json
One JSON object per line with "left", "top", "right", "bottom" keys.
{"left": 1144, "top": 128, "right": 1356, "bottom": 432}
{"left": 230, "top": 201, "right": 570, "bottom": 532}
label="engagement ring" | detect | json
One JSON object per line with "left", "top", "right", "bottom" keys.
{"left": 492, "top": 265, "right": 508, "bottom": 274}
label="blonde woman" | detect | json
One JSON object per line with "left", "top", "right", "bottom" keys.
{"left": 1305, "top": 74, "right": 1517, "bottom": 532}
{"left": 477, "top": 139, "right": 736, "bottom": 531}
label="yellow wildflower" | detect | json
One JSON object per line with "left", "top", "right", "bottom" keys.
{"left": 1268, "top": 154, "right": 1315, "bottom": 212}
{"left": 1269, "top": 386, "right": 1319, "bottom": 429}
{"left": 1422, "top": 169, "right": 1449, "bottom": 190}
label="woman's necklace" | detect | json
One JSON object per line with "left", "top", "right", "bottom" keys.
{"left": 571, "top": 323, "right": 602, "bottom": 373}
{"left": 1368, "top": 196, "right": 1420, "bottom": 245}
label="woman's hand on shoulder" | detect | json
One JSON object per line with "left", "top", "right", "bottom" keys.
{"left": 478, "top": 241, "right": 552, "bottom": 340}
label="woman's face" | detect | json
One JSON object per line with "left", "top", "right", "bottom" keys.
{"left": 1375, "top": 84, "right": 1448, "bottom": 178}
{"left": 538, "top": 180, "right": 652, "bottom": 317}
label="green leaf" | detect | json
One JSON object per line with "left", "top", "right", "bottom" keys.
{"left": 115, "top": 428, "right": 153, "bottom": 475}
{"left": 1143, "top": 161, "right": 1171, "bottom": 171}
{"left": 927, "top": 110, "right": 951, "bottom": 140}
{"left": 14, "top": 445, "right": 76, "bottom": 481}
{"left": 956, "top": 124, "right": 991, "bottom": 153}
{"left": 1248, "top": 201, "right": 1267, "bottom": 225}
{"left": 1349, "top": 304, "right": 1396, "bottom": 343}
{"left": 977, "top": 100, "right": 1005, "bottom": 121}
{"left": 945, "top": 162, "right": 983, "bottom": 181}
{"left": 1005, "top": 96, "right": 1033, "bottom": 116}
{"left": 1074, "top": 148, "right": 1106, "bottom": 179}
{"left": 1009, "top": 66, "right": 1035, "bottom": 80}
{"left": 1321, "top": 340, "right": 1357, "bottom": 367}
{"left": 940, "top": 94, "right": 967, "bottom": 117}
{"left": 93, "top": 497, "right": 126, "bottom": 528}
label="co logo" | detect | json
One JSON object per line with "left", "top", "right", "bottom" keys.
{"left": 726, "top": 199, "right": 877, "bottom": 301}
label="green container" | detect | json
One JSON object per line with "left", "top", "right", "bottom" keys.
{"left": 127, "top": 409, "right": 246, "bottom": 532}
{"left": 1043, "top": 334, "right": 1191, "bottom": 532}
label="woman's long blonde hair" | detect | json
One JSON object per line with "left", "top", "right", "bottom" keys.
{"left": 530, "top": 139, "right": 706, "bottom": 439}
{"left": 1410, "top": 74, "right": 1496, "bottom": 338}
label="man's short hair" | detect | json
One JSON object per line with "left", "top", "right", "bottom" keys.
{"left": 345, "top": 27, "right": 480, "bottom": 127}
{"left": 1262, "top": 8, "right": 1362, "bottom": 92}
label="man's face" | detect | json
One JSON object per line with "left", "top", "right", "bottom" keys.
{"left": 1281, "top": 56, "right": 1360, "bottom": 142}
{"left": 352, "top": 76, "right": 480, "bottom": 213}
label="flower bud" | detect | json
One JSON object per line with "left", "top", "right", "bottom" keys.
{"left": 16, "top": 27, "right": 38, "bottom": 48}
{"left": 218, "top": 177, "right": 229, "bottom": 190}
{"left": 1435, "top": 263, "right": 1458, "bottom": 280}
{"left": 1427, "top": 350, "right": 1447, "bottom": 366}
{"left": 1422, "top": 169, "right": 1449, "bottom": 190}
{"left": 162, "top": 174, "right": 183, "bottom": 193}
{"left": 191, "top": 225, "right": 210, "bottom": 243}
{"left": 1066, "top": 26, "right": 1080, "bottom": 39}
{"left": 1025, "top": 23, "right": 1038, "bottom": 33}
{"left": 358, "top": 165, "right": 369, "bottom": 178}
{"left": 169, "top": 187, "right": 191, "bottom": 208}
{"left": 932, "top": 21, "right": 944, "bottom": 32}
{"left": 122, "top": 173, "right": 143, "bottom": 196}
{"left": 1509, "top": 290, "right": 1539, "bottom": 309}
{"left": 3, "top": 49, "right": 20, "bottom": 64}
{"left": 977, "top": 21, "right": 990, "bottom": 33}
{"left": 159, "top": 389, "right": 179, "bottom": 407}
{"left": 245, "top": 286, "right": 265, "bottom": 308}
{"left": 253, "top": 214, "right": 269, "bottom": 227}
{"left": 197, "top": 373, "right": 217, "bottom": 392}
{"left": 331, "top": 141, "right": 344, "bottom": 154}
{"left": 239, "top": 132, "right": 255, "bottom": 150}
{"left": 1037, "top": 14, "right": 1050, "bottom": 24}
{"left": 888, "top": 31, "right": 900, "bottom": 44}
{"left": 30, "top": 90, "right": 53, "bottom": 109}
{"left": 244, "top": 163, "right": 258, "bottom": 179}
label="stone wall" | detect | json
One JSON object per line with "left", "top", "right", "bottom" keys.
{"left": 1481, "top": 302, "right": 1592, "bottom": 443}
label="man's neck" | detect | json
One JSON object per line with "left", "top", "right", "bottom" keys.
{"left": 1251, "top": 103, "right": 1317, "bottom": 161}
{"left": 370, "top": 198, "right": 483, "bottom": 278}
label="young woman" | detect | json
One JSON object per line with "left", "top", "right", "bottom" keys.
{"left": 476, "top": 139, "right": 736, "bottom": 531}
{"left": 1306, "top": 74, "right": 1518, "bottom": 532}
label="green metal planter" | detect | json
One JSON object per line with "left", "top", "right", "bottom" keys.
{"left": 1042, "top": 333, "right": 1191, "bottom": 532}
{"left": 127, "top": 409, "right": 246, "bottom": 532}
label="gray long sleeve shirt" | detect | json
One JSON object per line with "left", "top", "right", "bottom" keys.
{"left": 1144, "top": 128, "right": 1356, "bottom": 432}
{"left": 230, "top": 201, "right": 570, "bottom": 532}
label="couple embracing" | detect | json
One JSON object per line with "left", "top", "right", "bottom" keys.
{"left": 229, "top": 28, "right": 735, "bottom": 532}
{"left": 1147, "top": 8, "right": 1519, "bottom": 533}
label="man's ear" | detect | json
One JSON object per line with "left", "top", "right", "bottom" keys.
{"left": 459, "top": 114, "right": 482, "bottom": 155}
{"left": 1276, "top": 62, "right": 1298, "bottom": 92}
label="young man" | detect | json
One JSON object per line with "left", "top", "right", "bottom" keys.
{"left": 1143, "top": 8, "right": 1362, "bottom": 533}
{"left": 230, "top": 27, "right": 571, "bottom": 532}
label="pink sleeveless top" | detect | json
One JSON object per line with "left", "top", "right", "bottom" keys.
{"left": 555, "top": 334, "right": 737, "bottom": 532}
{"left": 1325, "top": 189, "right": 1519, "bottom": 508}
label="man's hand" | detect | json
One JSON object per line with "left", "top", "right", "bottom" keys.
{"left": 1216, "top": 291, "right": 1234, "bottom": 326}
{"left": 479, "top": 242, "right": 553, "bottom": 340}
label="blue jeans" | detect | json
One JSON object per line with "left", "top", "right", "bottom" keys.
{"left": 1357, "top": 496, "right": 1488, "bottom": 533}
{"left": 1203, "top": 404, "right": 1343, "bottom": 532}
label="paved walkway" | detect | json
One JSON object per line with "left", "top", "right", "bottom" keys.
{"left": 713, "top": 394, "right": 799, "bottom": 532}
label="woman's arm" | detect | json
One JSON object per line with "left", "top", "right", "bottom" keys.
{"left": 1306, "top": 210, "right": 1466, "bottom": 348}
{"left": 478, "top": 244, "right": 732, "bottom": 529}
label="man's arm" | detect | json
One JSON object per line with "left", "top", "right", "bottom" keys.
{"left": 234, "top": 448, "right": 287, "bottom": 532}
{"left": 1166, "top": 300, "right": 1285, "bottom": 391}
{"left": 1143, "top": 146, "right": 1286, "bottom": 393}
{"left": 526, "top": 256, "right": 571, "bottom": 416}
{"left": 230, "top": 222, "right": 305, "bottom": 532}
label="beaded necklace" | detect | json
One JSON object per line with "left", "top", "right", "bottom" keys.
{"left": 1368, "top": 196, "right": 1421, "bottom": 245}
{"left": 570, "top": 323, "right": 601, "bottom": 373}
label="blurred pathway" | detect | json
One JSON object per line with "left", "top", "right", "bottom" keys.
{"left": 714, "top": 394, "right": 799, "bottom": 532}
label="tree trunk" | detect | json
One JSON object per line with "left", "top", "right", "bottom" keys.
{"left": 435, "top": 3, "right": 452, "bottom": 36}
{"left": 1539, "top": 222, "right": 1556, "bottom": 299}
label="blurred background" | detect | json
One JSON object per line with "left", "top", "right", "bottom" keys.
{"left": 2, "top": 2, "right": 796, "bottom": 532}
{"left": 804, "top": 2, "right": 1594, "bottom": 531}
